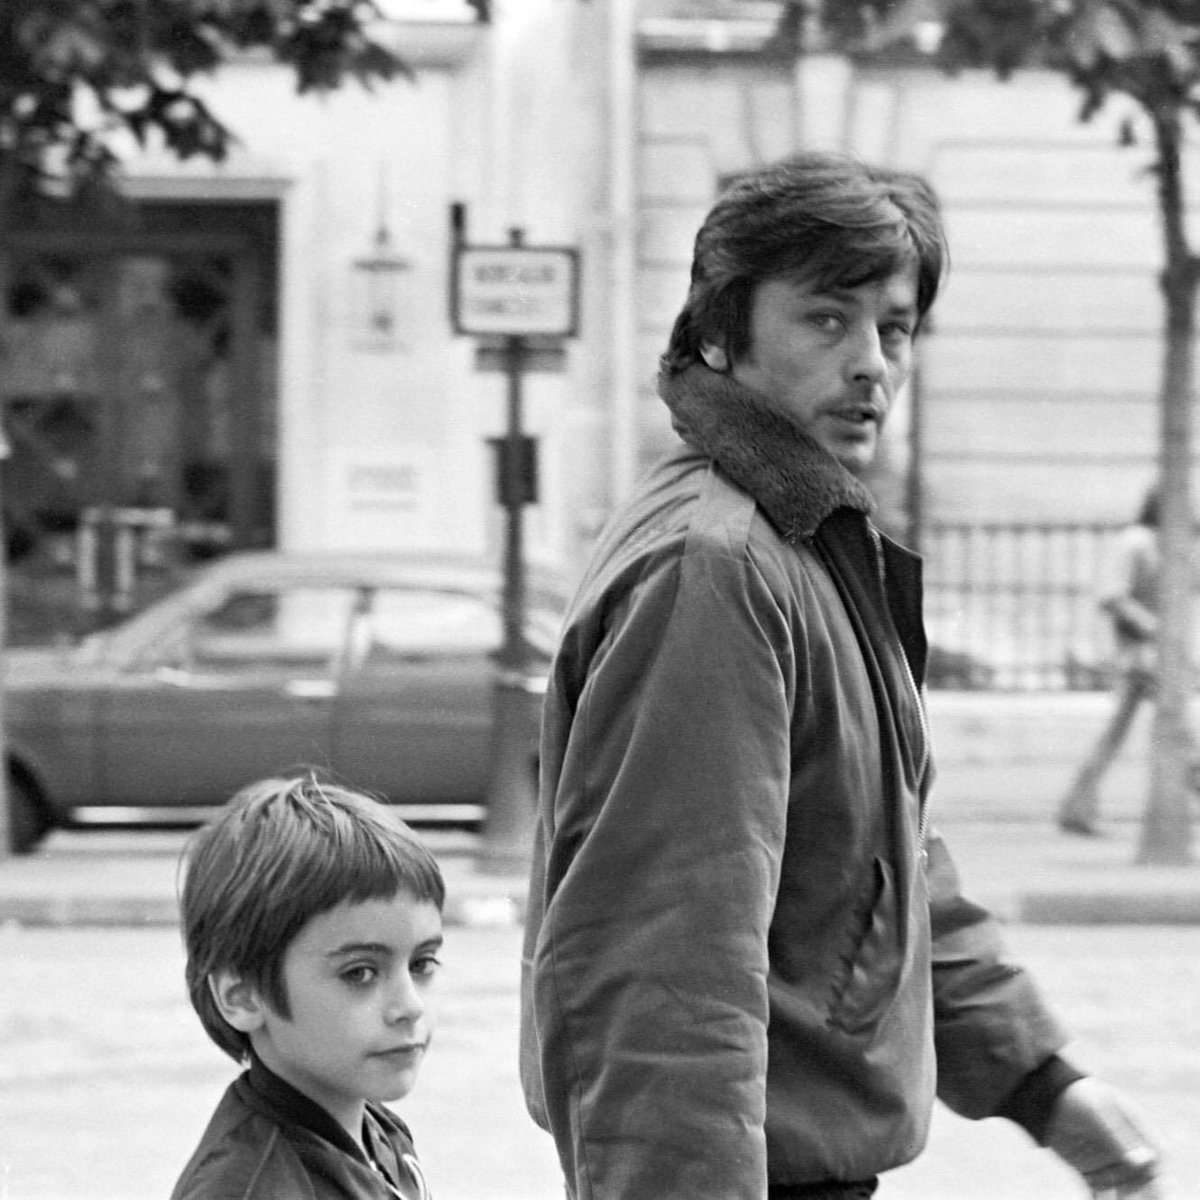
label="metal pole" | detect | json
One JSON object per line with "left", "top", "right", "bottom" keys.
{"left": 0, "top": 451, "right": 8, "bottom": 861}
{"left": 479, "top": 232, "right": 539, "bottom": 873}
{"left": 0, "top": 240, "right": 11, "bottom": 857}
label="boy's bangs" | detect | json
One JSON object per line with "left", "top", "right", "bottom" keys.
{"left": 340, "top": 833, "right": 446, "bottom": 910}
{"left": 295, "top": 805, "right": 446, "bottom": 913}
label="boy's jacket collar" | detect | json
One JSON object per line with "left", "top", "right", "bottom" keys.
{"left": 658, "top": 362, "right": 875, "bottom": 541}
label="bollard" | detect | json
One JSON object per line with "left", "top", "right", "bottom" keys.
{"left": 478, "top": 667, "right": 542, "bottom": 875}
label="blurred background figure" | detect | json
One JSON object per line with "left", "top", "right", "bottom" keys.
{"left": 1058, "top": 487, "right": 1162, "bottom": 836}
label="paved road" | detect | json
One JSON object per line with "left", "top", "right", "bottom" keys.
{"left": 1, "top": 922, "right": 1196, "bottom": 1199}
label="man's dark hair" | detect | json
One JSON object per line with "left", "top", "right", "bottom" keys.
{"left": 661, "top": 151, "right": 948, "bottom": 374}
{"left": 179, "top": 774, "right": 445, "bottom": 1063}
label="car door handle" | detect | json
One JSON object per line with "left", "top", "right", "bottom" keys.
{"left": 284, "top": 679, "right": 337, "bottom": 701}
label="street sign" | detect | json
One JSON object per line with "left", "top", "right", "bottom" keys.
{"left": 452, "top": 244, "right": 579, "bottom": 337}
{"left": 474, "top": 341, "right": 567, "bottom": 373}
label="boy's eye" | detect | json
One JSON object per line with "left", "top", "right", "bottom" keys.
{"left": 411, "top": 955, "right": 441, "bottom": 980}
{"left": 341, "top": 964, "right": 378, "bottom": 987}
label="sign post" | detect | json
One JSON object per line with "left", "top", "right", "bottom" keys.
{"left": 453, "top": 227, "right": 579, "bottom": 873}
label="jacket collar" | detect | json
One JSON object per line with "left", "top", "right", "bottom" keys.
{"left": 245, "top": 1052, "right": 404, "bottom": 1183}
{"left": 658, "top": 362, "right": 875, "bottom": 541}
{"left": 246, "top": 1053, "right": 368, "bottom": 1160}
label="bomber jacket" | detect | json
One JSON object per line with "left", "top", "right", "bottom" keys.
{"left": 170, "top": 1055, "right": 431, "bottom": 1200}
{"left": 520, "top": 363, "right": 1072, "bottom": 1198}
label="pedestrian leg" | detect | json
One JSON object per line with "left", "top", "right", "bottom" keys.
{"left": 1057, "top": 673, "right": 1149, "bottom": 834}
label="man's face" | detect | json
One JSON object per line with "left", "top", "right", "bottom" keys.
{"left": 726, "top": 267, "right": 919, "bottom": 475}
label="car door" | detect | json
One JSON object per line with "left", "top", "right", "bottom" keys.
{"left": 332, "top": 585, "right": 496, "bottom": 809}
{"left": 96, "top": 583, "right": 355, "bottom": 807}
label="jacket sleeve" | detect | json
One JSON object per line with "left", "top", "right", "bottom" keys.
{"left": 528, "top": 543, "right": 791, "bottom": 1200}
{"left": 926, "top": 826, "right": 1071, "bottom": 1119}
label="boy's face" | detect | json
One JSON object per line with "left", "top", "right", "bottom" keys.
{"left": 248, "top": 891, "right": 443, "bottom": 1137}
{"left": 726, "top": 266, "right": 919, "bottom": 475}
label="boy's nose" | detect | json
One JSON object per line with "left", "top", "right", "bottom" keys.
{"left": 384, "top": 977, "right": 425, "bottom": 1024}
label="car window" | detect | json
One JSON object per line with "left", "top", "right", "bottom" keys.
{"left": 182, "top": 585, "right": 356, "bottom": 674}
{"left": 364, "top": 588, "right": 500, "bottom": 662}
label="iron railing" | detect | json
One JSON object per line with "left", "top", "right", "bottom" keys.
{"left": 921, "top": 522, "right": 1122, "bottom": 691}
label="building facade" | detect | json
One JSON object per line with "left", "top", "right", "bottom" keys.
{"left": 0, "top": 0, "right": 1185, "bottom": 676}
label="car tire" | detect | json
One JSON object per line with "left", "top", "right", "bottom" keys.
{"left": 6, "top": 770, "right": 50, "bottom": 856}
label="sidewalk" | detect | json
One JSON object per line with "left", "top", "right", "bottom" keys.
{"left": 937, "top": 818, "right": 1200, "bottom": 924}
{"left": 1, "top": 816, "right": 1199, "bottom": 928}
{"left": 0, "top": 828, "right": 531, "bottom": 929}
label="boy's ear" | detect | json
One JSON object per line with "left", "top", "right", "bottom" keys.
{"left": 209, "top": 969, "right": 268, "bottom": 1033}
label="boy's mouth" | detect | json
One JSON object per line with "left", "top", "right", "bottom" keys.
{"left": 373, "top": 1039, "right": 428, "bottom": 1059}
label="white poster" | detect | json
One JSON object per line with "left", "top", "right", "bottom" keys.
{"left": 328, "top": 445, "right": 438, "bottom": 549}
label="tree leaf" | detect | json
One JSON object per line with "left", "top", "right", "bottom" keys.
{"left": 0, "top": 0, "right": 407, "bottom": 198}
{"left": 1092, "top": 3, "right": 1137, "bottom": 60}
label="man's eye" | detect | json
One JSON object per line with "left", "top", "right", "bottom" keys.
{"left": 881, "top": 321, "right": 913, "bottom": 342}
{"left": 809, "top": 312, "right": 843, "bottom": 333}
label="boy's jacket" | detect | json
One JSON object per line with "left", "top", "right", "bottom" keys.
{"left": 170, "top": 1056, "right": 430, "bottom": 1200}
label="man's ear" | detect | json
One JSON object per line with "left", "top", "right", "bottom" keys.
{"left": 699, "top": 342, "right": 729, "bottom": 372}
{"left": 209, "top": 969, "right": 268, "bottom": 1033}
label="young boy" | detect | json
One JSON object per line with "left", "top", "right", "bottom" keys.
{"left": 171, "top": 775, "right": 445, "bottom": 1200}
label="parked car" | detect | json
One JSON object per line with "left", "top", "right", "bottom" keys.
{"left": 4, "top": 550, "right": 570, "bottom": 853}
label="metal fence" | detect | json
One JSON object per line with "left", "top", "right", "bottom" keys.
{"left": 920, "top": 522, "right": 1121, "bottom": 691}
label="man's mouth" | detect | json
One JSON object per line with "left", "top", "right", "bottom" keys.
{"left": 829, "top": 405, "right": 879, "bottom": 427}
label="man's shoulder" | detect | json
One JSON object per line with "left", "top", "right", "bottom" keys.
{"left": 627, "top": 446, "right": 808, "bottom": 555}
{"left": 581, "top": 449, "right": 817, "bottom": 606}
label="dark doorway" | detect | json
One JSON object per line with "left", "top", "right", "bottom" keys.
{"left": 0, "top": 200, "right": 279, "bottom": 642}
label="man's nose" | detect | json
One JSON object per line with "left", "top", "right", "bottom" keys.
{"left": 846, "top": 325, "right": 887, "bottom": 385}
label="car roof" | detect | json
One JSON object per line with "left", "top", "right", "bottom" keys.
{"left": 85, "top": 550, "right": 572, "bottom": 663}
{"left": 195, "top": 549, "right": 566, "bottom": 589}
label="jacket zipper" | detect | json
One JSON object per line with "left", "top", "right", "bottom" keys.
{"left": 899, "top": 640, "right": 932, "bottom": 854}
{"left": 869, "top": 527, "right": 932, "bottom": 854}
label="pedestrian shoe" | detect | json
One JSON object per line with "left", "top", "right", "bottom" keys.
{"left": 1058, "top": 816, "right": 1102, "bottom": 837}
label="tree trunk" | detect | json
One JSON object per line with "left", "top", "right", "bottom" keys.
{"left": 0, "top": 158, "right": 13, "bottom": 860}
{"left": 1139, "top": 109, "right": 1196, "bottom": 865}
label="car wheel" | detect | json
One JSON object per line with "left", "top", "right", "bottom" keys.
{"left": 6, "top": 770, "right": 51, "bottom": 855}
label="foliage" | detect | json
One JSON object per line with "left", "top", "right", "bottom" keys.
{"left": 819, "top": 0, "right": 918, "bottom": 46}
{"left": 937, "top": 0, "right": 1200, "bottom": 125}
{"left": 0, "top": 0, "right": 407, "bottom": 201}
{"left": 807, "top": 0, "right": 1200, "bottom": 121}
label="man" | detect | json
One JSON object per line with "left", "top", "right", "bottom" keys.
{"left": 520, "top": 152, "right": 1160, "bottom": 1199}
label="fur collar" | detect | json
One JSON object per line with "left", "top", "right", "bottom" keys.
{"left": 658, "top": 363, "right": 875, "bottom": 541}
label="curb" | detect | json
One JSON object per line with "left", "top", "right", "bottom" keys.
{"left": 445, "top": 887, "right": 528, "bottom": 929}
{"left": 10, "top": 885, "right": 1200, "bottom": 929}
{"left": 0, "top": 894, "right": 182, "bottom": 928}
{"left": 1019, "top": 890, "right": 1200, "bottom": 925}
{"left": 0, "top": 883, "right": 530, "bottom": 930}
{"left": 6, "top": 823, "right": 1200, "bottom": 928}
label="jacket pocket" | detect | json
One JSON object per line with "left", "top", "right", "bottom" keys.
{"left": 825, "top": 856, "right": 904, "bottom": 1037}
